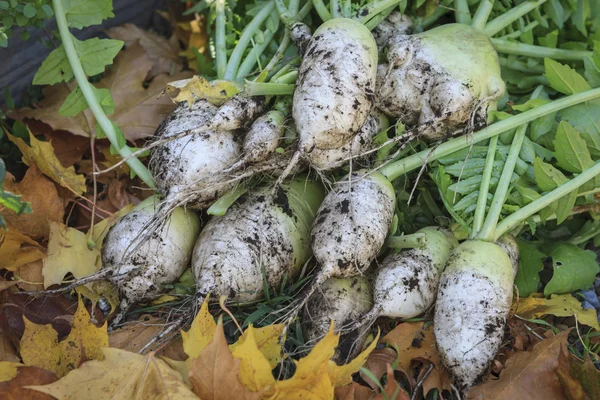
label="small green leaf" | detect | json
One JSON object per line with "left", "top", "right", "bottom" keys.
{"left": 22, "top": 3, "right": 37, "bottom": 18}
{"left": 59, "top": 84, "right": 114, "bottom": 117}
{"left": 583, "top": 56, "right": 600, "bottom": 87}
{"left": 0, "top": 190, "right": 32, "bottom": 215}
{"left": 0, "top": 33, "right": 7, "bottom": 48}
{"left": 553, "top": 121, "right": 593, "bottom": 173}
{"left": 544, "top": 244, "right": 600, "bottom": 295}
{"left": 544, "top": 58, "right": 591, "bottom": 95}
{"left": 63, "top": 0, "right": 114, "bottom": 29}
{"left": 538, "top": 30, "right": 558, "bottom": 48}
{"left": 15, "top": 14, "right": 29, "bottom": 27}
{"left": 511, "top": 98, "right": 550, "bottom": 112}
{"left": 33, "top": 35, "right": 123, "bottom": 85}
{"left": 559, "top": 102, "right": 600, "bottom": 156}
{"left": 0, "top": 1, "right": 8, "bottom": 10}
{"left": 0, "top": 158, "right": 6, "bottom": 185}
{"left": 571, "top": 0, "right": 590, "bottom": 35}
{"left": 534, "top": 158, "right": 568, "bottom": 191}
{"left": 41, "top": 4, "right": 54, "bottom": 17}
{"left": 516, "top": 184, "right": 541, "bottom": 205}
{"left": 3, "top": 87, "right": 14, "bottom": 110}
{"left": 515, "top": 241, "right": 546, "bottom": 297}
{"left": 544, "top": 0, "right": 565, "bottom": 28}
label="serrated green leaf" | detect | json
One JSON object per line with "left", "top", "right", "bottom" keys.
{"left": 544, "top": 58, "right": 591, "bottom": 95}
{"left": 559, "top": 102, "right": 600, "bottom": 156}
{"left": 516, "top": 184, "right": 541, "bottom": 205}
{"left": 544, "top": 244, "right": 600, "bottom": 295}
{"left": 538, "top": 30, "right": 558, "bottom": 48}
{"left": 515, "top": 241, "right": 546, "bottom": 297}
{"left": 584, "top": 56, "right": 600, "bottom": 87}
{"left": 59, "top": 84, "right": 114, "bottom": 117}
{"left": 63, "top": 0, "right": 114, "bottom": 29}
{"left": 572, "top": 0, "right": 590, "bottom": 35}
{"left": 553, "top": 121, "right": 593, "bottom": 173}
{"left": 33, "top": 35, "right": 123, "bottom": 85}
{"left": 544, "top": 0, "right": 565, "bottom": 28}
{"left": 534, "top": 158, "right": 568, "bottom": 191}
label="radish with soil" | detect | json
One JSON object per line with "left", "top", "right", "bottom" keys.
{"left": 101, "top": 196, "right": 201, "bottom": 325}
{"left": 193, "top": 177, "right": 325, "bottom": 303}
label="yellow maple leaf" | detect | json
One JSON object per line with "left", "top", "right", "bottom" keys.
{"left": 20, "top": 296, "right": 108, "bottom": 377}
{"left": 182, "top": 295, "right": 216, "bottom": 362}
{"left": 272, "top": 323, "right": 338, "bottom": 399}
{"left": 0, "top": 362, "right": 21, "bottom": 382}
{"left": 230, "top": 324, "right": 284, "bottom": 369}
{"left": 163, "top": 76, "right": 241, "bottom": 107}
{"left": 327, "top": 330, "right": 381, "bottom": 388}
{"left": 230, "top": 325, "right": 276, "bottom": 393}
{"left": 43, "top": 221, "right": 100, "bottom": 288}
{"left": 28, "top": 348, "right": 197, "bottom": 399}
{"left": 0, "top": 229, "right": 44, "bottom": 271}
{"left": 516, "top": 294, "right": 600, "bottom": 330}
{"left": 7, "top": 131, "right": 87, "bottom": 194}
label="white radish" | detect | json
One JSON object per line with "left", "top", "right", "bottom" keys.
{"left": 433, "top": 240, "right": 514, "bottom": 393}
{"left": 101, "top": 196, "right": 201, "bottom": 324}
{"left": 309, "top": 110, "right": 389, "bottom": 171}
{"left": 377, "top": 24, "right": 505, "bottom": 141}
{"left": 302, "top": 276, "right": 373, "bottom": 363}
{"left": 193, "top": 177, "right": 325, "bottom": 302}
{"left": 372, "top": 11, "right": 413, "bottom": 48}
{"left": 150, "top": 100, "right": 242, "bottom": 209}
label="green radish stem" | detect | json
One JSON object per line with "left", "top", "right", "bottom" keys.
{"left": 224, "top": 1, "right": 276, "bottom": 80}
{"left": 330, "top": 0, "right": 341, "bottom": 18}
{"left": 471, "top": 135, "right": 498, "bottom": 236}
{"left": 51, "top": 0, "right": 155, "bottom": 188}
{"left": 313, "top": 0, "right": 332, "bottom": 21}
{"left": 499, "top": 57, "right": 545, "bottom": 74}
{"left": 215, "top": 0, "right": 227, "bottom": 79}
{"left": 471, "top": 0, "right": 494, "bottom": 31}
{"left": 483, "top": 0, "right": 547, "bottom": 37}
{"left": 454, "top": 0, "right": 472, "bottom": 25}
{"left": 236, "top": 11, "right": 281, "bottom": 79}
{"left": 476, "top": 86, "right": 544, "bottom": 241}
{"left": 244, "top": 81, "right": 295, "bottom": 96}
{"left": 420, "top": 0, "right": 453, "bottom": 30}
{"left": 355, "top": 0, "right": 402, "bottom": 24}
{"left": 379, "top": 87, "right": 600, "bottom": 181}
{"left": 364, "top": 5, "right": 395, "bottom": 30}
{"left": 491, "top": 39, "right": 592, "bottom": 60}
{"left": 207, "top": 183, "right": 250, "bottom": 216}
{"left": 341, "top": 0, "right": 351, "bottom": 18}
{"left": 497, "top": 20, "right": 540, "bottom": 40}
{"left": 387, "top": 232, "right": 428, "bottom": 249}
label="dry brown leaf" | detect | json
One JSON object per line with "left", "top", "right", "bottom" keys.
{"left": 334, "top": 382, "right": 374, "bottom": 400}
{"left": 466, "top": 330, "right": 570, "bottom": 399}
{"left": 0, "top": 229, "right": 44, "bottom": 272}
{"left": 381, "top": 322, "right": 451, "bottom": 396}
{"left": 14, "top": 260, "right": 44, "bottom": 292}
{"left": 0, "top": 280, "right": 18, "bottom": 293}
{"left": 43, "top": 131, "right": 89, "bottom": 168}
{"left": 373, "top": 364, "right": 410, "bottom": 400}
{"left": 557, "top": 342, "right": 600, "bottom": 400}
{"left": 28, "top": 348, "right": 197, "bottom": 399}
{"left": 189, "top": 317, "right": 262, "bottom": 400}
{"left": 0, "top": 329, "right": 19, "bottom": 362}
{"left": 106, "top": 23, "right": 183, "bottom": 77}
{"left": 360, "top": 348, "right": 397, "bottom": 389}
{"left": 96, "top": 41, "right": 193, "bottom": 141}
{"left": 2, "top": 166, "right": 65, "bottom": 239}
{"left": 109, "top": 315, "right": 180, "bottom": 355}
{"left": 0, "top": 365, "right": 57, "bottom": 400}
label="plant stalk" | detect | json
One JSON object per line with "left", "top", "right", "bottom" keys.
{"left": 471, "top": 0, "right": 494, "bottom": 31}
{"left": 484, "top": 0, "right": 547, "bottom": 37}
{"left": 454, "top": 0, "right": 472, "bottom": 25}
{"left": 215, "top": 0, "right": 227, "bottom": 79}
{"left": 471, "top": 135, "right": 498, "bottom": 237}
{"left": 51, "top": 0, "right": 155, "bottom": 188}
{"left": 380, "top": 87, "right": 600, "bottom": 181}
{"left": 313, "top": 0, "right": 332, "bottom": 21}
{"left": 492, "top": 39, "right": 592, "bottom": 60}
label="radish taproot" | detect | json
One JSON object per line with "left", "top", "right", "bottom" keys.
{"left": 377, "top": 24, "right": 505, "bottom": 141}
{"left": 101, "top": 196, "right": 201, "bottom": 324}
{"left": 277, "top": 18, "right": 378, "bottom": 181}
{"left": 372, "top": 11, "right": 413, "bottom": 48}
{"left": 302, "top": 276, "right": 374, "bottom": 363}
{"left": 149, "top": 99, "right": 242, "bottom": 209}
{"left": 193, "top": 177, "right": 325, "bottom": 302}
{"left": 309, "top": 110, "right": 389, "bottom": 171}
{"left": 433, "top": 240, "right": 514, "bottom": 392}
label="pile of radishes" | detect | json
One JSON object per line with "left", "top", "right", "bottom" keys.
{"left": 77, "top": 2, "right": 600, "bottom": 396}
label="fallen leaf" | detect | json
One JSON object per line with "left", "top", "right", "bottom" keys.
{"left": 230, "top": 325, "right": 275, "bottom": 393}
{"left": 43, "top": 131, "right": 89, "bottom": 168}
{"left": 189, "top": 317, "right": 262, "bottom": 400}
{"left": 0, "top": 229, "right": 44, "bottom": 271}
{"left": 43, "top": 221, "right": 100, "bottom": 288}
{"left": 516, "top": 294, "right": 600, "bottom": 330}
{"left": 7, "top": 131, "right": 87, "bottom": 194}
{"left": 28, "top": 347, "right": 197, "bottom": 399}
{"left": 0, "top": 361, "right": 20, "bottom": 382}
{"left": 381, "top": 322, "right": 451, "bottom": 396}
{"left": 107, "top": 23, "right": 183, "bottom": 78}
{"left": 373, "top": 364, "right": 410, "bottom": 400}
{"left": 75, "top": 280, "right": 119, "bottom": 314}
{"left": 328, "top": 331, "right": 380, "bottom": 387}
{"left": 2, "top": 166, "right": 65, "bottom": 239}
{"left": 109, "top": 315, "right": 176, "bottom": 354}
{"left": 14, "top": 260, "right": 44, "bottom": 292}
{"left": 163, "top": 75, "right": 240, "bottom": 106}
{"left": 557, "top": 342, "right": 600, "bottom": 400}
{"left": 19, "top": 296, "right": 108, "bottom": 377}
{"left": 0, "top": 329, "right": 19, "bottom": 362}
{"left": 230, "top": 323, "right": 284, "bottom": 369}
{"left": 272, "top": 323, "right": 337, "bottom": 399}
{"left": 334, "top": 382, "right": 374, "bottom": 400}
{"left": 466, "top": 330, "right": 569, "bottom": 399}
{"left": 96, "top": 41, "right": 193, "bottom": 141}
{"left": 178, "top": 16, "right": 209, "bottom": 71}
{"left": 182, "top": 295, "right": 216, "bottom": 362}
{"left": 0, "top": 365, "right": 57, "bottom": 399}
{"left": 0, "top": 280, "right": 18, "bottom": 293}
{"left": 360, "top": 348, "right": 398, "bottom": 390}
